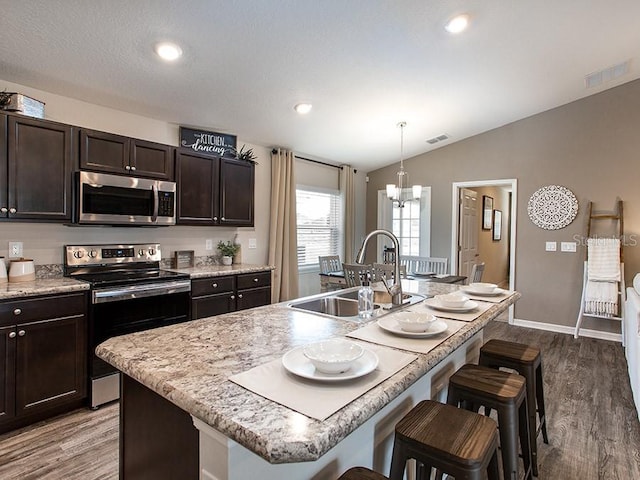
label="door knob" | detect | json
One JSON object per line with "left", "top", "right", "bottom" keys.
{"left": 0, "top": 207, "right": 7, "bottom": 213}
{"left": 18, "top": 330, "right": 25, "bottom": 336}
{"left": 8, "top": 331, "right": 16, "bottom": 338}
{"left": 13, "top": 308, "right": 21, "bottom": 315}
{"left": 9, "top": 208, "right": 16, "bottom": 214}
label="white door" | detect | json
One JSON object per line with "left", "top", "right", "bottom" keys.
{"left": 458, "top": 188, "right": 479, "bottom": 278}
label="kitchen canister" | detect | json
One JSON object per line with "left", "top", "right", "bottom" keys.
{"left": 0, "top": 256, "right": 7, "bottom": 283}
{"left": 8, "top": 258, "right": 35, "bottom": 282}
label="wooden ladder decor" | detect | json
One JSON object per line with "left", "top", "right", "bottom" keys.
{"left": 574, "top": 200, "right": 625, "bottom": 340}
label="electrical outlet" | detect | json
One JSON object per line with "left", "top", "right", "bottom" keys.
{"left": 205, "top": 239, "right": 213, "bottom": 251}
{"left": 545, "top": 241, "right": 557, "bottom": 252}
{"left": 561, "top": 241, "right": 577, "bottom": 252}
{"left": 8, "top": 241, "right": 23, "bottom": 258}
{"left": 248, "top": 238, "right": 257, "bottom": 249}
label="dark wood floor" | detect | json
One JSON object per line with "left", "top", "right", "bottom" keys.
{"left": 0, "top": 321, "right": 638, "bottom": 479}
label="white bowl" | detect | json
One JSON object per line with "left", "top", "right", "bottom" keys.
{"left": 469, "top": 282, "right": 498, "bottom": 294}
{"left": 435, "top": 292, "right": 469, "bottom": 308}
{"left": 395, "top": 312, "right": 437, "bottom": 333}
{"left": 303, "top": 339, "right": 364, "bottom": 374}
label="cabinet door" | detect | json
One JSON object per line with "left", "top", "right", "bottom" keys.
{"left": 0, "top": 325, "right": 16, "bottom": 422}
{"left": 14, "top": 314, "right": 86, "bottom": 417}
{"left": 237, "top": 287, "right": 271, "bottom": 311}
{"left": 176, "top": 151, "right": 220, "bottom": 225}
{"left": 191, "top": 293, "right": 236, "bottom": 319}
{"left": 219, "top": 158, "right": 254, "bottom": 226}
{"left": 80, "top": 129, "right": 130, "bottom": 174}
{"left": 130, "top": 139, "right": 174, "bottom": 180}
{"left": 6, "top": 116, "right": 73, "bottom": 221}
{"left": 0, "top": 113, "right": 6, "bottom": 217}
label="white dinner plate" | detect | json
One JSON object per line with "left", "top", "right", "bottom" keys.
{"left": 282, "top": 346, "right": 378, "bottom": 382}
{"left": 377, "top": 316, "right": 449, "bottom": 338}
{"left": 461, "top": 287, "right": 506, "bottom": 297}
{"left": 424, "top": 298, "right": 479, "bottom": 312}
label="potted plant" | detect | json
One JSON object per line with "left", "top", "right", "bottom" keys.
{"left": 235, "top": 144, "right": 258, "bottom": 164}
{"left": 217, "top": 240, "right": 240, "bottom": 265}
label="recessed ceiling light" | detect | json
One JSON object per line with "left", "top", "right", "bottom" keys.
{"left": 154, "top": 42, "right": 183, "bottom": 61}
{"left": 445, "top": 14, "right": 470, "bottom": 34}
{"left": 294, "top": 103, "right": 313, "bottom": 114}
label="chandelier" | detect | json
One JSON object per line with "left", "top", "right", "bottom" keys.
{"left": 386, "top": 122, "right": 422, "bottom": 208}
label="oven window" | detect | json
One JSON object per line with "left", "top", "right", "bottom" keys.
{"left": 83, "top": 184, "right": 154, "bottom": 216}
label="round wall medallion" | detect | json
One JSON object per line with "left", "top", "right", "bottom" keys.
{"left": 527, "top": 185, "right": 578, "bottom": 230}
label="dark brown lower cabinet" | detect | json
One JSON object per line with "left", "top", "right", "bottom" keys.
{"left": 121, "top": 374, "right": 199, "bottom": 479}
{"left": 0, "top": 292, "right": 87, "bottom": 434}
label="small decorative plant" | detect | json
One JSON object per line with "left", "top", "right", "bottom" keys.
{"left": 217, "top": 240, "right": 240, "bottom": 258}
{"left": 236, "top": 144, "right": 258, "bottom": 164}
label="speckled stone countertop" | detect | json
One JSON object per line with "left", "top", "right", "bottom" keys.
{"left": 168, "top": 263, "right": 274, "bottom": 278}
{"left": 96, "top": 282, "right": 520, "bottom": 464}
{"left": 0, "top": 277, "right": 89, "bottom": 300}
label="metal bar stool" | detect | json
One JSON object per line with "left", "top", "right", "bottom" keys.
{"left": 389, "top": 400, "right": 500, "bottom": 480}
{"left": 479, "top": 339, "right": 549, "bottom": 476}
{"left": 338, "top": 467, "right": 388, "bottom": 479}
{"left": 447, "top": 364, "right": 533, "bottom": 480}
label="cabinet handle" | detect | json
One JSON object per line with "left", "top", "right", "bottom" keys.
{"left": 238, "top": 294, "right": 243, "bottom": 298}
{"left": 0, "top": 207, "right": 7, "bottom": 213}
{"left": 221, "top": 217, "right": 225, "bottom": 221}
{"left": 230, "top": 295, "right": 235, "bottom": 300}
{"left": 253, "top": 278, "right": 259, "bottom": 283}
{"left": 9, "top": 208, "right": 16, "bottom": 214}
{"left": 212, "top": 283, "right": 218, "bottom": 288}
{"left": 8, "top": 332, "right": 16, "bottom": 339}
{"left": 13, "top": 308, "right": 21, "bottom": 316}
{"left": 213, "top": 216, "right": 218, "bottom": 221}
{"left": 18, "top": 330, "right": 25, "bottom": 337}
{"left": 130, "top": 166, "right": 136, "bottom": 171}
{"left": 125, "top": 165, "right": 131, "bottom": 170}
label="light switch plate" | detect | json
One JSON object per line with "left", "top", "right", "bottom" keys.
{"left": 561, "top": 241, "right": 577, "bottom": 252}
{"left": 205, "top": 239, "right": 213, "bottom": 251}
{"left": 545, "top": 241, "right": 557, "bottom": 252}
{"left": 248, "top": 238, "right": 257, "bottom": 249}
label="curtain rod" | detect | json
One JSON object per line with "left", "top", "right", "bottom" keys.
{"left": 271, "top": 149, "right": 344, "bottom": 170}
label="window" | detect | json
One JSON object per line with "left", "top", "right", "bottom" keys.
{"left": 296, "top": 187, "right": 342, "bottom": 267}
{"left": 392, "top": 199, "right": 421, "bottom": 256}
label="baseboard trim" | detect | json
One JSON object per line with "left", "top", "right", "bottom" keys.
{"left": 512, "top": 318, "right": 622, "bottom": 343}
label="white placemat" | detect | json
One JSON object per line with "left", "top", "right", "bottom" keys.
{"left": 229, "top": 343, "right": 416, "bottom": 421}
{"left": 346, "top": 318, "right": 465, "bottom": 354}
{"left": 405, "top": 300, "right": 492, "bottom": 322}
{"left": 458, "top": 289, "right": 515, "bottom": 303}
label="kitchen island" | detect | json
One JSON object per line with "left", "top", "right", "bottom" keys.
{"left": 97, "top": 282, "right": 519, "bottom": 479}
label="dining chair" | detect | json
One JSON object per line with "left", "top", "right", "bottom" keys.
{"left": 399, "top": 256, "right": 449, "bottom": 275}
{"left": 318, "top": 255, "right": 342, "bottom": 274}
{"left": 372, "top": 263, "right": 406, "bottom": 283}
{"left": 469, "top": 262, "right": 485, "bottom": 284}
{"left": 342, "top": 263, "right": 373, "bottom": 287}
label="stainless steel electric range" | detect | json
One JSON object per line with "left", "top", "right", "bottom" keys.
{"left": 64, "top": 243, "right": 191, "bottom": 408}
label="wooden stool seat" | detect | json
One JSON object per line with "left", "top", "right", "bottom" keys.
{"left": 448, "top": 364, "right": 533, "bottom": 480}
{"left": 389, "top": 400, "right": 500, "bottom": 480}
{"left": 480, "top": 339, "right": 549, "bottom": 476}
{"left": 338, "top": 466, "right": 389, "bottom": 479}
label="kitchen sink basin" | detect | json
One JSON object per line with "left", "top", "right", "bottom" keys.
{"left": 287, "top": 287, "right": 425, "bottom": 320}
{"left": 288, "top": 296, "right": 379, "bottom": 317}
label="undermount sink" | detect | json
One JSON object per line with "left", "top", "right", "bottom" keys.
{"left": 287, "top": 287, "right": 425, "bottom": 320}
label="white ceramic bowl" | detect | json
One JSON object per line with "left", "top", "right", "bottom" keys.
{"left": 8, "top": 258, "right": 35, "bottom": 283}
{"left": 435, "top": 292, "right": 469, "bottom": 308}
{"left": 395, "top": 312, "right": 437, "bottom": 332}
{"left": 469, "top": 282, "right": 498, "bottom": 294}
{"left": 303, "top": 339, "right": 364, "bottom": 374}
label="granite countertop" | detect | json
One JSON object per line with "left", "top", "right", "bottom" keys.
{"left": 96, "top": 282, "right": 520, "bottom": 464}
{"left": 168, "top": 263, "right": 275, "bottom": 278}
{"left": 0, "top": 277, "right": 90, "bottom": 300}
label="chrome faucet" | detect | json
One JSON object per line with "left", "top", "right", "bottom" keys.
{"left": 355, "top": 229, "right": 403, "bottom": 306}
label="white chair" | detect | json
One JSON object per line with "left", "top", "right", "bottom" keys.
{"left": 372, "top": 263, "right": 406, "bottom": 283}
{"left": 400, "top": 256, "right": 449, "bottom": 275}
{"left": 318, "top": 255, "right": 341, "bottom": 274}
{"left": 342, "top": 263, "right": 372, "bottom": 287}
{"left": 469, "top": 262, "right": 485, "bottom": 284}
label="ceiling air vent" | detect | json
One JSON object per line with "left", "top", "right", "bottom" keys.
{"left": 585, "top": 60, "right": 630, "bottom": 89}
{"left": 426, "top": 134, "right": 449, "bottom": 145}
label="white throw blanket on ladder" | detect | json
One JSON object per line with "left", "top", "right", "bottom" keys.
{"left": 585, "top": 238, "right": 621, "bottom": 316}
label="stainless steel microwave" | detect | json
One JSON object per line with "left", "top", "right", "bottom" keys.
{"left": 76, "top": 171, "right": 176, "bottom": 225}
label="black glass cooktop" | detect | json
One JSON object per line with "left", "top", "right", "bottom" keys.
{"left": 72, "top": 268, "right": 189, "bottom": 288}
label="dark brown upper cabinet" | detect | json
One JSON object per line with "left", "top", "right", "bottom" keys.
{"left": 176, "top": 152, "right": 254, "bottom": 227}
{"left": 80, "top": 129, "right": 174, "bottom": 180}
{"left": 1, "top": 113, "right": 73, "bottom": 222}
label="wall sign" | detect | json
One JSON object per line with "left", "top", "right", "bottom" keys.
{"left": 527, "top": 185, "right": 579, "bottom": 230}
{"left": 180, "top": 127, "right": 237, "bottom": 158}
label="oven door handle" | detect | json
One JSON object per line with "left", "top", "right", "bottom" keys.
{"left": 92, "top": 280, "right": 191, "bottom": 304}
{"left": 151, "top": 183, "right": 159, "bottom": 223}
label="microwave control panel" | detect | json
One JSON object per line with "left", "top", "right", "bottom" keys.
{"left": 158, "top": 191, "right": 175, "bottom": 217}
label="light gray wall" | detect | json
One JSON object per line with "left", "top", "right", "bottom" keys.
{"left": 367, "top": 79, "right": 640, "bottom": 333}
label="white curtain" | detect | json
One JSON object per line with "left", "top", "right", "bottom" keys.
{"left": 340, "top": 165, "right": 356, "bottom": 263}
{"left": 269, "top": 149, "right": 299, "bottom": 302}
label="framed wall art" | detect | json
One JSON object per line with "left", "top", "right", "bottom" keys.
{"left": 482, "top": 195, "right": 494, "bottom": 230}
{"left": 493, "top": 210, "right": 502, "bottom": 241}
